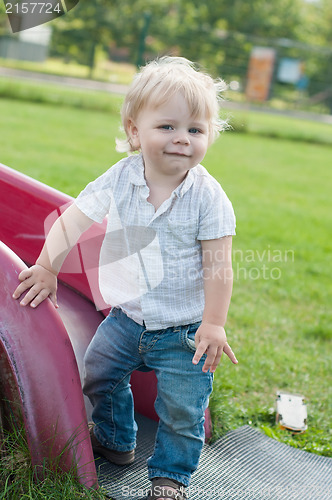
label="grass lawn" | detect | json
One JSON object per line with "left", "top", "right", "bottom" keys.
{"left": 0, "top": 87, "right": 331, "bottom": 493}
{"left": 205, "top": 134, "right": 332, "bottom": 453}
{"left": 0, "top": 56, "right": 136, "bottom": 84}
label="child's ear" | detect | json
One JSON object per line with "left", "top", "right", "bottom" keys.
{"left": 127, "top": 119, "right": 140, "bottom": 150}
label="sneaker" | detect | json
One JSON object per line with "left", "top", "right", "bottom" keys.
{"left": 89, "top": 426, "right": 135, "bottom": 465}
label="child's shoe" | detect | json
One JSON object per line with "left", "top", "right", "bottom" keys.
{"left": 147, "top": 477, "right": 188, "bottom": 499}
{"left": 89, "top": 426, "right": 135, "bottom": 465}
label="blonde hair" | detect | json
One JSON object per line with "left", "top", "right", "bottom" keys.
{"left": 116, "top": 56, "right": 227, "bottom": 153}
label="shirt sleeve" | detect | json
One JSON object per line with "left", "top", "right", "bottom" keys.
{"left": 74, "top": 161, "right": 122, "bottom": 223}
{"left": 197, "top": 180, "right": 236, "bottom": 240}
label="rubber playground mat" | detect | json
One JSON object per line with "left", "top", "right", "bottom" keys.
{"left": 95, "top": 413, "right": 332, "bottom": 500}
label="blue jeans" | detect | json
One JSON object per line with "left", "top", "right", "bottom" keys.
{"left": 83, "top": 308, "right": 213, "bottom": 487}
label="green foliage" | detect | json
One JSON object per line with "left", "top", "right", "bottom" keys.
{"left": 0, "top": 425, "right": 108, "bottom": 499}
{"left": 44, "top": 0, "right": 332, "bottom": 85}
{"left": 50, "top": 1, "right": 119, "bottom": 68}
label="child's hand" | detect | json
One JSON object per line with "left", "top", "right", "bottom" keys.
{"left": 12, "top": 264, "right": 58, "bottom": 309}
{"left": 192, "top": 323, "right": 238, "bottom": 373}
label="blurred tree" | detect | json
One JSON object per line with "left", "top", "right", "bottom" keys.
{"left": 147, "top": 0, "right": 307, "bottom": 79}
{"left": 50, "top": 0, "right": 307, "bottom": 69}
{"left": 50, "top": 0, "right": 173, "bottom": 73}
{"left": 291, "top": 0, "right": 332, "bottom": 110}
{"left": 50, "top": 0, "right": 117, "bottom": 75}
{"left": 49, "top": 0, "right": 332, "bottom": 105}
{"left": 312, "top": 0, "right": 332, "bottom": 111}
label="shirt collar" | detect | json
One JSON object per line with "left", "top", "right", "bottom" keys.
{"left": 129, "top": 152, "right": 197, "bottom": 197}
{"left": 174, "top": 167, "right": 196, "bottom": 198}
{"left": 129, "top": 153, "right": 146, "bottom": 186}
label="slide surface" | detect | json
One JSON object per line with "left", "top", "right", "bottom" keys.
{"left": 0, "top": 241, "right": 97, "bottom": 487}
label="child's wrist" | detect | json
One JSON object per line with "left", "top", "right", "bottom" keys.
{"left": 201, "top": 319, "right": 226, "bottom": 329}
{"left": 35, "top": 261, "right": 58, "bottom": 276}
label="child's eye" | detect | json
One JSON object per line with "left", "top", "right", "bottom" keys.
{"left": 189, "top": 128, "right": 201, "bottom": 134}
{"left": 159, "top": 125, "right": 173, "bottom": 130}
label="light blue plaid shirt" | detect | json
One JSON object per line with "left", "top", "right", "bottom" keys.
{"left": 75, "top": 153, "right": 236, "bottom": 330}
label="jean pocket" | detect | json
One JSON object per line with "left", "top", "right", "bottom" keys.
{"left": 109, "top": 307, "right": 119, "bottom": 318}
{"left": 181, "top": 323, "right": 201, "bottom": 353}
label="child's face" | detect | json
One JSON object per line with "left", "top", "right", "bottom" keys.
{"left": 128, "top": 93, "right": 210, "bottom": 182}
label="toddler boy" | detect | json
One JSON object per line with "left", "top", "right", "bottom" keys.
{"left": 13, "top": 57, "right": 237, "bottom": 500}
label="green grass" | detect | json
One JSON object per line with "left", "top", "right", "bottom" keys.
{"left": 205, "top": 134, "right": 332, "bottom": 456}
{"left": 0, "top": 424, "right": 108, "bottom": 499}
{"left": 0, "top": 56, "right": 136, "bottom": 84}
{"left": 226, "top": 109, "right": 332, "bottom": 146}
{"left": 0, "top": 95, "right": 123, "bottom": 196}
{"left": 0, "top": 77, "right": 125, "bottom": 114}
{"left": 0, "top": 83, "right": 331, "bottom": 490}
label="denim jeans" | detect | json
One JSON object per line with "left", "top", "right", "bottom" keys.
{"left": 83, "top": 308, "right": 213, "bottom": 487}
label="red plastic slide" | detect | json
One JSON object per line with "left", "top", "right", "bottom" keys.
{"left": 0, "top": 163, "right": 211, "bottom": 487}
{"left": 0, "top": 241, "right": 98, "bottom": 486}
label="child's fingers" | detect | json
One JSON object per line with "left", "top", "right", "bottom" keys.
{"left": 49, "top": 291, "right": 59, "bottom": 309}
{"left": 194, "top": 343, "right": 238, "bottom": 372}
{"left": 12, "top": 269, "right": 35, "bottom": 299}
{"left": 12, "top": 276, "right": 34, "bottom": 300}
{"left": 223, "top": 342, "right": 238, "bottom": 364}
{"left": 193, "top": 342, "right": 221, "bottom": 373}
{"left": 201, "top": 345, "right": 223, "bottom": 373}
{"left": 192, "top": 340, "right": 208, "bottom": 367}
{"left": 18, "top": 268, "right": 33, "bottom": 282}
{"left": 205, "top": 346, "right": 223, "bottom": 373}
{"left": 18, "top": 283, "right": 44, "bottom": 307}
{"left": 28, "top": 288, "right": 53, "bottom": 308}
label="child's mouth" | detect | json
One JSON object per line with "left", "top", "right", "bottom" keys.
{"left": 165, "top": 151, "right": 189, "bottom": 157}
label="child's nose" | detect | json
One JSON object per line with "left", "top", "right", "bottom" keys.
{"left": 173, "top": 130, "right": 190, "bottom": 145}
